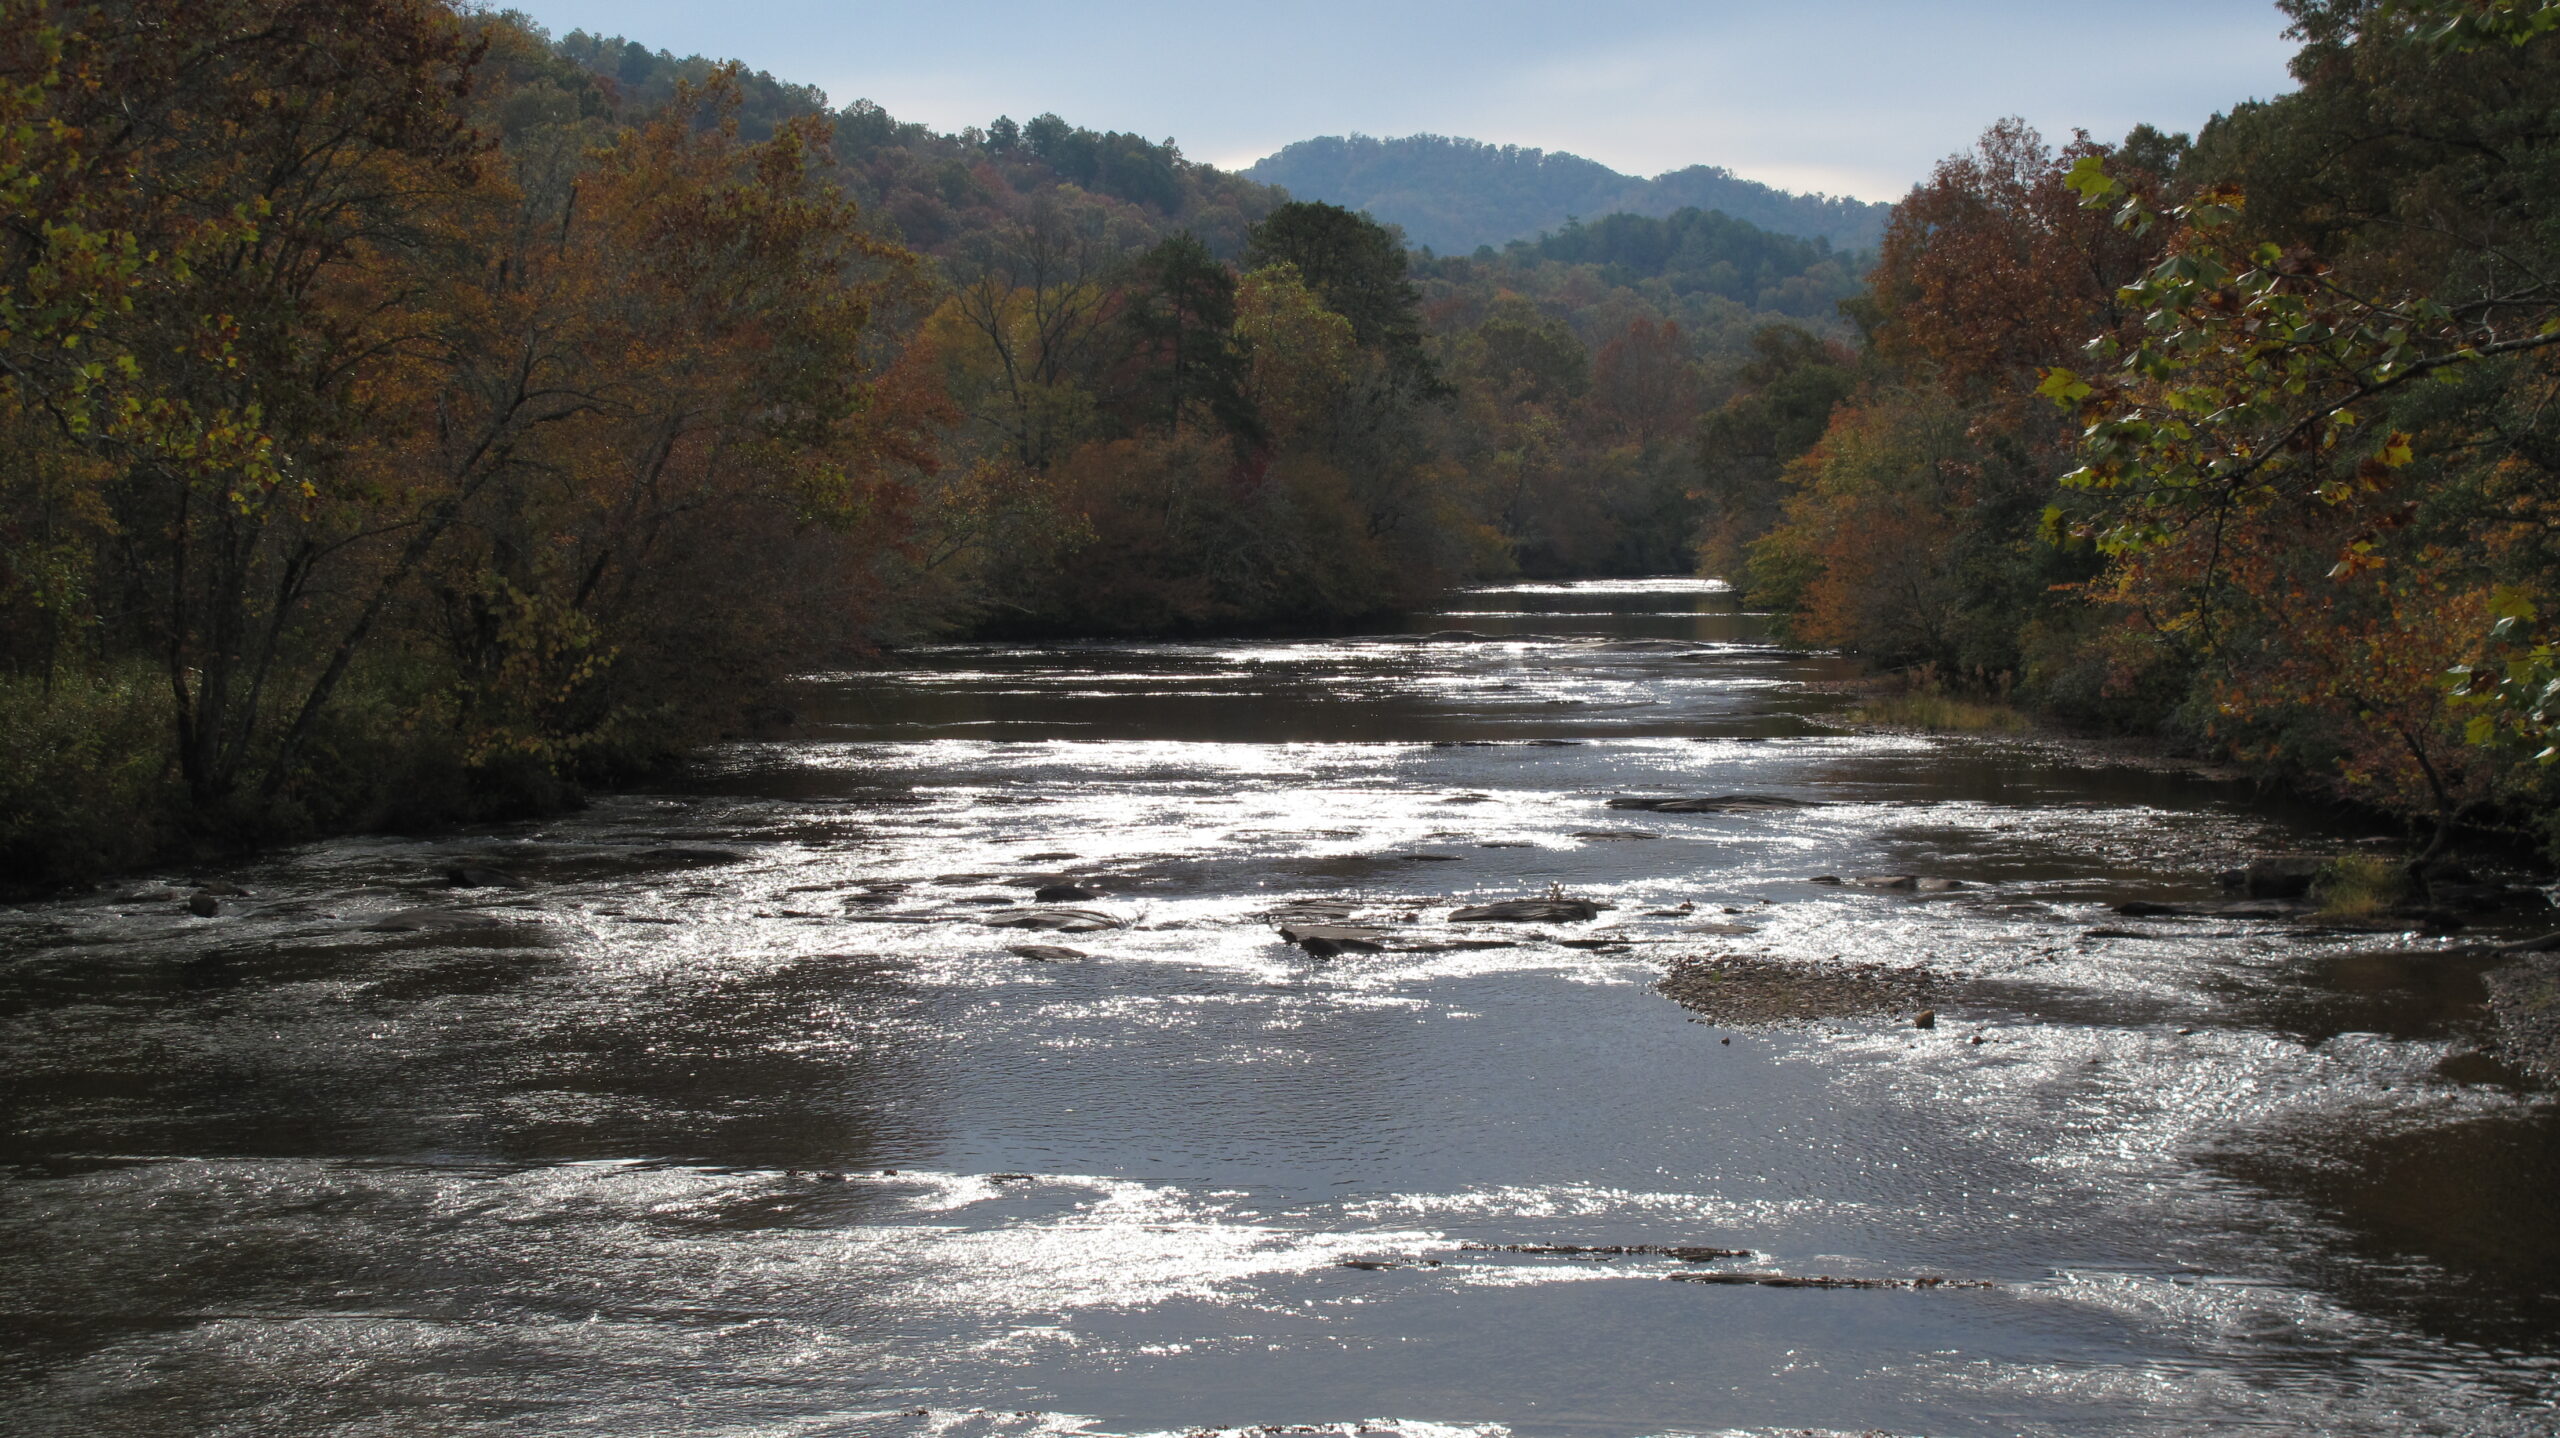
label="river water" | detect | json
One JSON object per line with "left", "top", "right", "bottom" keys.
{"left": 4, "top": 579, "right": 2557, "bottom": 1436}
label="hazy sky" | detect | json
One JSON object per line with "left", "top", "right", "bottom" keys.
{"left": 499, "top": 1, "right": 2302, "bottom": 202}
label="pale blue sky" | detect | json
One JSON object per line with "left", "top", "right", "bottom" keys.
{"left": 499, "top": 2, "right": 2300, "bottom": 202}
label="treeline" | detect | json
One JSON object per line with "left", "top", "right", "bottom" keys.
{"left": 0, "top": 0, "right": 1843, "bottom": 886}
{"left": 1503, "top": 208, "right": 1861, "bottom": 315}
{"left": 1718, "top": 0, "right": 2560, "bottom": 857}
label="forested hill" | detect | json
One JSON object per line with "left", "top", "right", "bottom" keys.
{"left": 1246, "top": 134, "right": 1892, "bottom": 254}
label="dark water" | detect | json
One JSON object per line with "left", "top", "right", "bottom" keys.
{"left": 5, "top": 578, "right": 2557, "bottom": 1437}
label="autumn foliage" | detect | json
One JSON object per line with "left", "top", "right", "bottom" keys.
{"left": 1736, "top": 2, "right": 2560, "bottom": 854}
{"left": 0, "top": 1, "right": 941, "bottom": 879}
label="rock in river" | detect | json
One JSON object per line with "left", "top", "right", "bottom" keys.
{"left": 983, "top": 907, "right": 1125, "bottom": 934}
{"left": 446, "top": 865, "right": 531, "bottom": 890}
{"left": 1452, "top": 898, "right": 1604, "bottom": 923}
{"left": 1033, "top": 883, "right": 1101, "bottom": 902}
{"left": 2485, "top": 952, "right": 2560, "bottom": 1084}
{"left": 1279, "top": 924, "right": 1389, "bottom": 957}
{"left": 1608, "top": 794, "right": 1823, "bottom": 813}
{"left": 362, "top": 907, "right": 509, "bottom": 933}
{"left": 2222, "top": 854, "right": 2327, "bottom": 899}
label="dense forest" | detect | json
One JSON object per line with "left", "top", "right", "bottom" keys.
{"left": 4, "top": 0, "right": 2554, "bottom": 890}
{"left": 0, "top": 0, "right": 1846, "bottom": 886}
{"left": 1713, "top": 0, "right": 2560, "bottom": 864}
{"left": 1246, "top": 133, "right": 1893, "bottom": 254}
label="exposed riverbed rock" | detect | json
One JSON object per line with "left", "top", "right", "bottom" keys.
{"left": 1279, "top": 924, "right": 1389, "bottom": 957}
{"left": 982, "top": 908, "right": 1124, "bottom": 934}
{"left": 1451, "top": 898, "right": 1605, "bottom": 923}
{"left": 2223, "top": 855, "right": 2328, "bottom": 899}
{"left": 1608, "top": 794, "right": 1823, "bottom": 814}
{"left": 1658, "top": 954, "right": 1935, "bottom": 1027}
{"left": 2485, "top": 952, "right": 2560, "bottom": 1084}
{"left": 1032, "top": 883, "right": 1101, "bottom": 902}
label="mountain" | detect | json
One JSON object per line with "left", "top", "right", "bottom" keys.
{"left": 1245, "top": 134, "right": 1892, "bottom": 255}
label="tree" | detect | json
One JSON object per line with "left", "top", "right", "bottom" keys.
{"left": 1245, "top": 201, "right": 1434, "bottom": 385}
{"left": 1690, "top": 325, "right": 1854, "bottom": 584}
{"left": 1591, "top": 318, "right": 1698, "bottom": 449}
{"left": 1122, "top": 233, "right": 1250, "bottom": 439}
{"left": 2037, "top": 0, "right": 2560, "bottom": 850}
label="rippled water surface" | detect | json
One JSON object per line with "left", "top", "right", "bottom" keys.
{"left": 5, "top": 579, "right": 2558, "bottom": 1437}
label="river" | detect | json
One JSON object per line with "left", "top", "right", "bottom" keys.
{"left": 3, "top": 578, "right": 2555, "bottom": 1436}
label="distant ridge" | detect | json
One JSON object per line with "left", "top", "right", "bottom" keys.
{"left": 1245, "top": 134, "right": 1892, "bottom": 255}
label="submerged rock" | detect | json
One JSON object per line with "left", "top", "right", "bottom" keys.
{"left": 1572, "top": 829, "right": 1657, "bottom": 841}
{"left": 640, "top": 846, "right": 746, "bottom": 866}
{"left": 1032, "top": 883, "right": 1100, "bottom": 902}
{"left": 1267, "top": 901, "right": 1360, "bottom": 924}
{"left": 185, "top": 893, "right": 223, "bottom": 919}
{"left": 1593, "top": 639, "right": 1709, "bottom": 653}
{"left": 1609, "top": 794, "right": 1823, "bottom": 813}
{"left": 982, "top": 908, "right": 1124, "bottom": 934}
{"left": 1007, "top": 945, "right": 1090, "bottom": 962}
{"left": 1666, "top": 1271, "right": 1992, "bottom": 1290}
{"left": 445, "top": 866, "right": 531, "bottom": 890}
{"left": 1451, "top": 898, "right": 1604, "bottom": 923}
{"left": 1464, "top": 1242, "right": 1753, "bottom": 1261}
{"left": 361, "top": 908, "right": 508, "bottom": 933}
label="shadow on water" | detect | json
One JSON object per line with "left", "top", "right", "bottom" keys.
{"left": 2214, "top": 1111, "right": 2560, "bottom": 1352}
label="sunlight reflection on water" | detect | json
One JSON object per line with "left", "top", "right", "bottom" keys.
{"left": 2, "top": 578, "right": 2555, "bottom": 1436}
